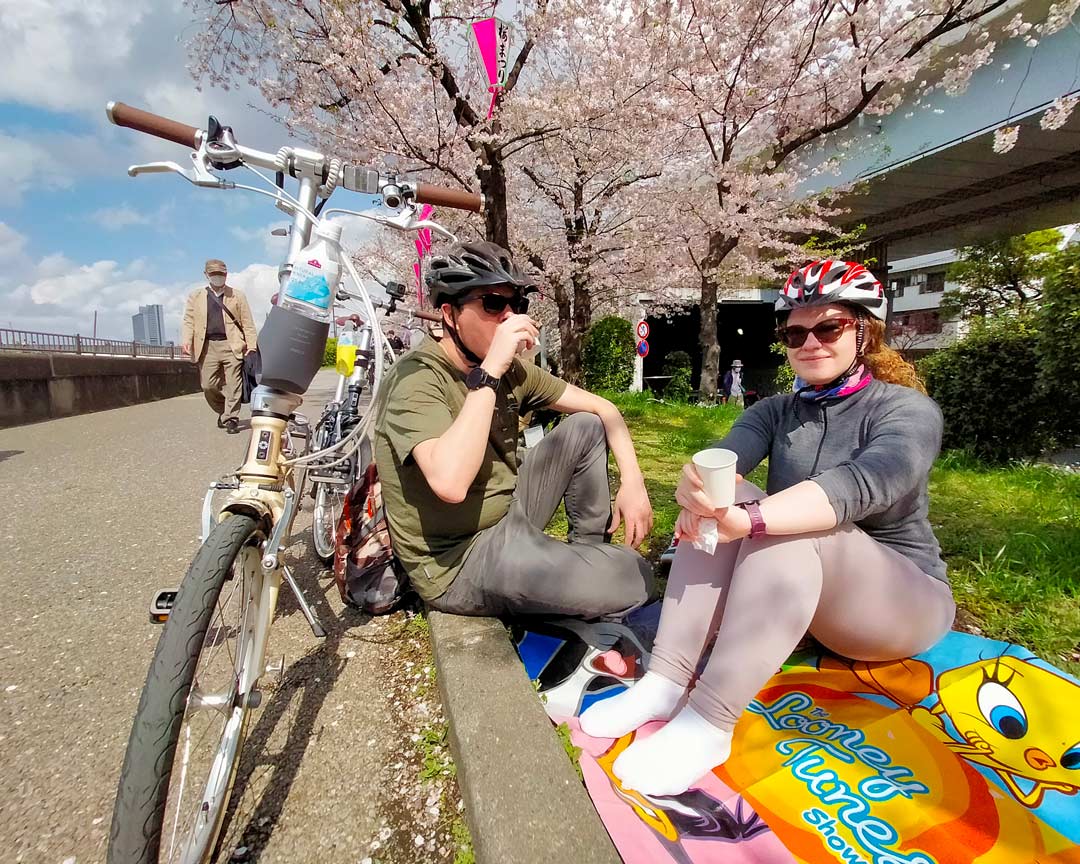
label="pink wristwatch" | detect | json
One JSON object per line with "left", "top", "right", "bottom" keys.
{"left": 738, "top": 500, "right": 767, "bottom": 539}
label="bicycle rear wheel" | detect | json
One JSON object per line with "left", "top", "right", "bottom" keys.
{"left": 108, "top": 514, "right": 267, "bottom": 864}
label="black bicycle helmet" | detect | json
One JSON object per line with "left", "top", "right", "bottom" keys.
{"left": 425, "top": 240, "right": 536, "bottom": 308}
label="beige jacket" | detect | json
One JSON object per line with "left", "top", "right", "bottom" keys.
{"left": 181, "top": 285, "right": 259, "bottom": 360}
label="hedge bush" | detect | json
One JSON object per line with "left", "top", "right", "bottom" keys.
{"left": 583, "top": 316, "right": 636, "bottom": 392}
{"left": 922, "top": 316, "right": 1053, "bottom": 463}
{"left": 1036, "top": 243, "right": 1080, "bottom": 443}
{"left": 323, "top": 337, "right": 338, "bottom": 367}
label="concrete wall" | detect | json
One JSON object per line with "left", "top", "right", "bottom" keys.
{"left": 0, "top": 352, "right": 200, "bottom": 428}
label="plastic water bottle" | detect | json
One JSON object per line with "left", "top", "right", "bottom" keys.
{"left": 336, "top": 326, "right": 358, "bottom": 377}
{"left": 258, "top": 220, "right": 344, "bottom": 395}
{"left": 279, "top": 221, "right": 343, "bottom": 322}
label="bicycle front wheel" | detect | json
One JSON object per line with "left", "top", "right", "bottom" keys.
{"left": 108, "top": 514, "right": 267, "bottom": 864}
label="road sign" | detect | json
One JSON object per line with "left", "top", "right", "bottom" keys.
{"left": 635, "top": 320, "right": 650, "bottom": 340}
{"left": 636, "top": 340, "right": 649, "bottom": 358}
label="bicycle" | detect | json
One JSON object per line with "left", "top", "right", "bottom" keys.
{"left": 103, "top": 101, "right": 469, "bottom": 864}
{"left": 308, "top": 280, "right": 421, "bottom": 563}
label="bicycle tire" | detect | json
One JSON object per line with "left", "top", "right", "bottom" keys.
{"left": 108, "top": 514, "right": 264, "bottom": 864}
{"left": 311, "top": 481, "right": 346, "bottom": 564}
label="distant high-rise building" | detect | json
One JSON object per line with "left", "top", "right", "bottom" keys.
{"left": 132, "top": 304, "right": 166, "bottom": 346}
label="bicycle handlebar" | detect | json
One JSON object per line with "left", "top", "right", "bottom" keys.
{"left": 107, "top": 102, "right": 200, "bottom": 150}
{"left": 105, "top": 101, "right": 485, "bottom": 213}
{"left": 414, "top": 183, "right": 483, "bottom": 213}
{"left": 412, "top": 309, "right": 442, "bottom": 322}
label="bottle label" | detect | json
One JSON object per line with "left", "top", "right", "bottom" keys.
{"left": 284, "top": 262, "right": 331, "bottom": 310}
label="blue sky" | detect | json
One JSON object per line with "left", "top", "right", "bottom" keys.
{"left": 0, "top": 1, "right": 385, "bottom": 342}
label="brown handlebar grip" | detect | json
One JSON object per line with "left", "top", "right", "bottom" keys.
{"left": 106, "top": 101, "right": 200, "bottom": 150}
{"left": 412, "top": 309, "right": 443, "bottom": 322}
{"left": 414, "top": 182, "right": 484, "bottom": 213}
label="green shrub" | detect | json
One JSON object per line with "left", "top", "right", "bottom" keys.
{"left": 323, "top": 337, "right": 338, "bottom": 367}
{"left": 1036, "top": 243, "right": 1080, "bottom": 443}
{"left": 922, "top": 316, "right": 1052, "bottom": 463}
{"left": 770, "top": 342, "right": 795, "bottom": 393}
{"left": 582, "top": 316, "right": 635, "bottom": 392}
{"left": 662, "top": 351, "right": 693, "bottom": 401}
{"left": 662, "top": 350, "right": 692, "bottom": 374}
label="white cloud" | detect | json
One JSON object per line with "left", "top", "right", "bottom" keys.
{"left": 2, "top": 251, "right": 280, "bottom": 341}
{"left": 0, "top": 131, "right": 111, "bottom": 206}
{"left": 230, "top": 221, "right": 291, "bottom": 260}
{"left": 92, "top": 205, "right": 151, "bottom": 231}
{"left": 0, "top": 222, "right": 29, "bottom": 261}
{"left": 0, "top": 0, "right": 147, "bottom": 113}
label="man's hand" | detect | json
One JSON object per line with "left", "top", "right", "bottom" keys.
{"left": 246, "top": 349, "right": 257, "bottom": 357}
{"left": 609, "top": 477, "right": 653, "bottom": 548}
{"left": 480, "top": 314, "right": 540, "bottom": 378}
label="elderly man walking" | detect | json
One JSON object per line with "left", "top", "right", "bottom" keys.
{"left": 181, "top": 259, "right": 259, "bottom": 433}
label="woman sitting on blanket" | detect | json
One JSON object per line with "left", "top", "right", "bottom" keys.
{"left": 580, "top": 260, "right": 956, "bottom": 796}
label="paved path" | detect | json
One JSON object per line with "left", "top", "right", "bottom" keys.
{"left": 0, "top": 370, "right": 457, "bottom": 864}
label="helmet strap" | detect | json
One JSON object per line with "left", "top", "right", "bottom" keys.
{"left": 839, "top": 313, "right": 867, "bottom": 379}
{"left": 445, "top": 306, "right": 485, "bottom": 367}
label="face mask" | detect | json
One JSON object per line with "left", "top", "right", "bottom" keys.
{"left": 208, "top": 274, "right": 226, "bottom": 289}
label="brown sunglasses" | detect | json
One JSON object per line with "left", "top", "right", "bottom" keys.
{"left": 776, "top": 317, "right": 856, "bottom": 348}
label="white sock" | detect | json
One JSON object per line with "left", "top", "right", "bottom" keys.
{"left": 578, "top": 671, "right": 685, "bottom": 739}
{"left": 612, "top": 705, "right": 733, "bottom": 796}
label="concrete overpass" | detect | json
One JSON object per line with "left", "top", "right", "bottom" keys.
{"left": 803, "top": 6, "right": 1080, "bottom": 262}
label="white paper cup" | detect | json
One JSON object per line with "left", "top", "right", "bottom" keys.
{"left": 692, "top": 448, "right": 738, "bottom": 508}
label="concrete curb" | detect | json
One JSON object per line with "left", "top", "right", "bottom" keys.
{"left": 428, "top": 611, "right": 622, "bottom": 864}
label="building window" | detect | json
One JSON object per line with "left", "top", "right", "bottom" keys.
{"left": 912, "top": 311, "right": 942, "bottom": 334}
{"left": 890, "top": 277, "right": 908, "bottom": 298}
{"left": 921, "top": 272, "right": 946, "bottom": 294}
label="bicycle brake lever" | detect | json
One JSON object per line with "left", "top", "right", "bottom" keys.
{"left": 127, "top": 156, "right": 233, "bottom": 190}
{"left": 127, "top": 161, "right": 189, "bottom": 178}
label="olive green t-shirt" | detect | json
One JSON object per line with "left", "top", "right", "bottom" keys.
{"left": 373, "top": 337, "right": 567, "bottom": 601}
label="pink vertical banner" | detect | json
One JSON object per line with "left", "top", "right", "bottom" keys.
{"left": 471, "top": 17, "right": 510, "bottom": 118}
{"left": 414, "top": 204, "right": 436, "bottom": 304}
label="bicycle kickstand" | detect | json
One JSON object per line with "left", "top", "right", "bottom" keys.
{"left": 281, "top": 563, "right": 328, "bottom": 638}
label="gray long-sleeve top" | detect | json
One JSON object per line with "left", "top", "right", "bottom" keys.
{"left": 716, "top": 379, "right": 948, "bottom": 582}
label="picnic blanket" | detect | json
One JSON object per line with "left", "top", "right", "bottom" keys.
{"left": 513, "top": 607, "right": 1080, "bottom": 864}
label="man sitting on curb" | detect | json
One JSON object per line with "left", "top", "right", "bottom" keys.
{"left": 374, "top": 240, "right": 655, "bottom": 620}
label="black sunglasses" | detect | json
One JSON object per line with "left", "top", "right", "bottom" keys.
{"left": 776, "top": 317, "right": 856, "bottom": 348}
{"left": 467, "top": 293, "right": 529, "bottom": 316}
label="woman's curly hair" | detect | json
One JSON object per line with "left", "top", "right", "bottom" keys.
{"left": 860, "top": 314, "right": 926, "bottom": 393}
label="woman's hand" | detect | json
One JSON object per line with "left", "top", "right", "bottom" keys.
{"left": 673, "top": 461, "right": 749, "bottom": 544}
{"left": 674, "top": 463, "right": 744, "bottom": 516}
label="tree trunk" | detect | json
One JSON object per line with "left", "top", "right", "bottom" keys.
{"left": 698, "top": 271, "right": 720, "bottom": 402}
{"left": 698, "top": 233, "right": 739, "bottom": 402}
{"left": 477, "top": 144, "right": 509, "bottom": 248}
{"left": 554, "top": 281, "right": 580, "bottom": 382}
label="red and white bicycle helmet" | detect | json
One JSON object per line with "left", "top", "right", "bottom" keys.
{"left": 776, "top": 260, "right": 887, "bottom": 321}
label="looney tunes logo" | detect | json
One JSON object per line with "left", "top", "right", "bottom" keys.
{"left": 749, "top": 692, "right": 936, "bottom": 864}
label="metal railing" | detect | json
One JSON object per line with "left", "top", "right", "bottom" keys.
{"left": 0, "top": 328, "right": 180, "bottom": 359}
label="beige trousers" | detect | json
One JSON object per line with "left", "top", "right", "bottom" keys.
{"left": 198, "top": 339, "right": 243, "bottom": 422}
{"left": 649, "top": 482, "right": 955, "bottom": 731}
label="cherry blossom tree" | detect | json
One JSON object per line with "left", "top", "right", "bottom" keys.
{"left": 188, "top": 0, "right": 565, "bottom": 248}
{"left": 630, "top": 0, "right": 1079, "bottom": 399}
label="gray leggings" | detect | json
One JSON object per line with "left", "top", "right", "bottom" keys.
{"left": 649, "top": 482, "right": 955, "bottom": 731}
{"left": 430, "top": 413, "right": 654, "bottom": 619}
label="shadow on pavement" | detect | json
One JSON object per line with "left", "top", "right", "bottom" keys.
{"left": 0, "top": 449, "right": 24, "bottom": 464}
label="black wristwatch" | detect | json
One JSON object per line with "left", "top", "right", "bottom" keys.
{"left": 465, "top": 366, "right": 500, "bottom": 392}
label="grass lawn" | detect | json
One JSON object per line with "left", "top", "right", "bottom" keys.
{"left": 552, "top": 392, "right": 1080, "bottom": 677}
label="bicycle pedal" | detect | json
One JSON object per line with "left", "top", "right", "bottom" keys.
{"left": 149, "top": 589, "right": 178, "bottom": 624}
